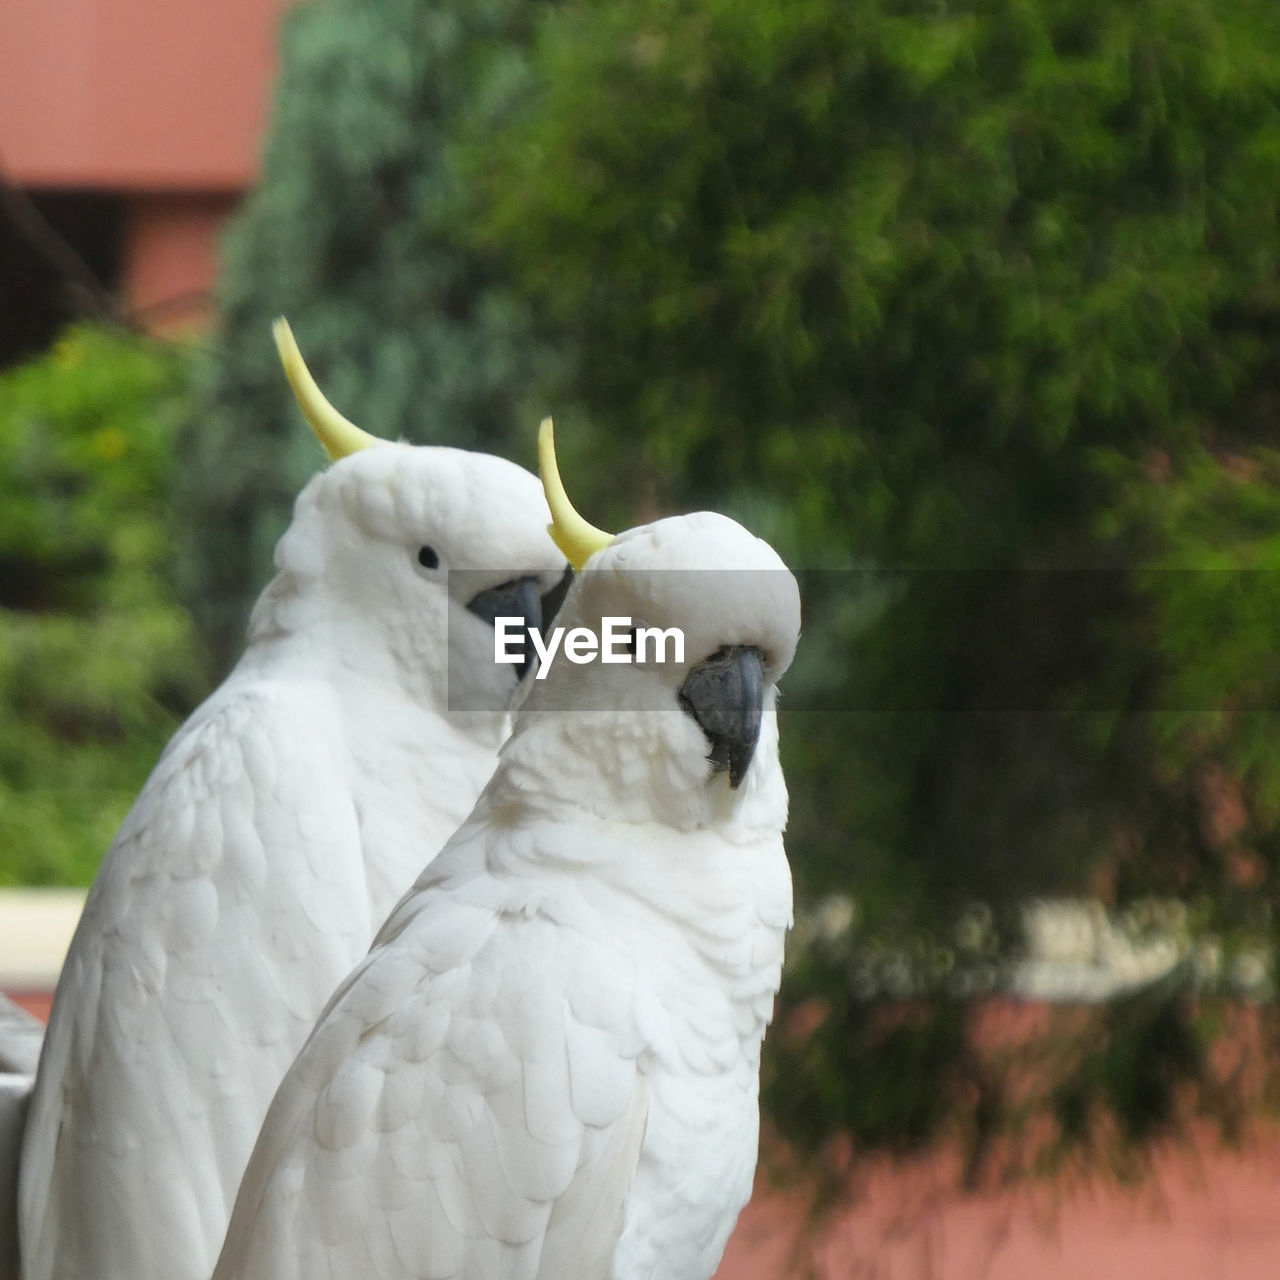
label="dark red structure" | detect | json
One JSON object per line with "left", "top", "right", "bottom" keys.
{"left": 0, "top": 0, "right": 291, "bottom": 351}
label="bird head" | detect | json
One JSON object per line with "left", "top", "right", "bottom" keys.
{"left": 248, "top": 321, "right": 569, "bottom": 717}
{"left": 497, "top": 422, "right": 800, "bottom": 834}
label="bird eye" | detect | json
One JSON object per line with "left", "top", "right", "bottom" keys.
{"left": 417, "top": 546, "right": 440, "bottom": 570}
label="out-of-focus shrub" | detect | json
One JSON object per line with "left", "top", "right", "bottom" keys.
{"left": 191, "top": 0, "right": 558, "bottom": 671}
{"left": 459, "top": 0, "right": 1280, "bottom": 1155}
{"left": 468, "top": 0, "right": 1280, "bottom": 917}
{"left": 0, "top": 325, "right": 205, "bottom": 885}
{"left": 1092, "top": 448, "right": 1280, "bottom": 909}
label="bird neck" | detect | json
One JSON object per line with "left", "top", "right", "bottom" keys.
{"left": 488, "top": 698, "right": 789, "bottom": 836}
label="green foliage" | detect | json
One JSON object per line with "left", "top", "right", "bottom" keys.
{"left": 0, "top": 325, "right": 204, "bottom": 886}
{"left": 1052, "top": 976, "right": 1203, "bottom": 1147}
{"left": 468, "top": 0, "right": 1280, "bottom": 907}
{"left": 765, "top": 983, "right": 970, "bottom": 1155}
{"left": 454, "top": 0, "right": 1280, "bottom": 1155}
{"left": 765, "top": 943, "right": 1275, "bottom": 1180}
{"left": 475, "top": 0, "right": 1280, "bottom": 530}
{"left": 192, "top": 0, "right": 559, "bottom": 670}
{"left": 1089, "top": 448, "right": 1280, "bottom": 914}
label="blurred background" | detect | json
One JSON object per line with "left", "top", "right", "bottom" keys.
{"left": 5, "top": 0, "right": 1280, "bottom": 1273}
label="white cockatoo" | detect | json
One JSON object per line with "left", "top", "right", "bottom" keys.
{"left": 18, "top": 323, "right": 568, "bottom": 1280}
{"left": 210, "top": 420, "right": 801, "bottom": 1280}
{"left": 0, "top": 996, "right": 41, "bottom": 1280}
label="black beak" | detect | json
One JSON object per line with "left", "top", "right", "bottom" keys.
{"left": 678, "top": 645, "right": 766, "bottom": 789}
{"left": 466, "top": 576, "right": 542, "bottom": 680}
{"left": 539, "top": 566, "right": 574, "bottom": 638}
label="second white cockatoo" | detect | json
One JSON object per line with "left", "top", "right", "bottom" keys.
{"left": 18, "top": 322, "right": 568, "bottom": 1280}
{"left": 210, "top": 420, "right": 802, "bottom": 1280}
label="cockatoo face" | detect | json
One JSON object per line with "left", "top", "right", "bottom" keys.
{"left": 509, "top": 510, "right": 801, "bottom": 831}
{"left": 261, "top": 320, "right": 569, "bottom": 714}
{"left": 273, "top": 442, "right": 569, "bottom": 710}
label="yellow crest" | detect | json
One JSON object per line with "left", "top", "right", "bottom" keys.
{"left": 537, "top": 418, "right": 614, "bottom": 570}
{"left": 272, "top": 318, "right": 382, "bottom": 460}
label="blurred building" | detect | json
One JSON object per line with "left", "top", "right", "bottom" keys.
{"left": 0, "top": 0, "right": 291, "bottom": 363}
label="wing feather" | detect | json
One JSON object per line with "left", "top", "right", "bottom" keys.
{"left": 213, "top": 878, "right": 649, "bottom": 1280}
{"left": 19, "top": 683, "right": 370, "bottom": 1280}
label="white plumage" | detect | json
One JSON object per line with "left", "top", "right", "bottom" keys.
{"left": 212, "top": 510, "right": 802, "bottom": 1280}
{"left": 18, "top": 441, "right": 566, "bottom": 1280}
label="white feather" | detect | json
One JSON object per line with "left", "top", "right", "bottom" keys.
{"left": 19, "top": 444, "right": 565, "bottom": 1280}
{"left": 212, "top": 511, "right": 800, "bottom": 1280}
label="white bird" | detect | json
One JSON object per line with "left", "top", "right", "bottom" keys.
{"left": 211, "top": 420, "right": 801, "bottom": 1280}
{"left": 18, "top": 323, "right": 568, "bottom": 1280}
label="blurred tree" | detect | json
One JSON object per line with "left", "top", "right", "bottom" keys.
{"left": 191, "top": 0, "right": 560, "bottom": 670}
{"left": 0, "top": 325, "right": 203, "bottom": 885}
{"left": 469, "top": 0, "right": 1280, "bottom": 917}
{"left": 460, "top": 0, "right": 1280, "bottom": 1156}
{"left": 1099, "top": 449, "right": 1280, "bottom": 910}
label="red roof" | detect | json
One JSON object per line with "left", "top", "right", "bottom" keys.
{"left": 1, "top": 0, "right": 292, "bottom": 191}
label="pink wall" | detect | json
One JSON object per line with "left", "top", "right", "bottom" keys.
{"left": 4, "top": 992, "right": 49, "bottom": 1022}
{"left": 714, "top": 1134, "right": 1280, "bottom": 1280}
{"left": 0, "top": 0, "right": 292, "bottom": 191}
{"left": 122, "top": 193, "right": 237, "bottom": 328}
{"left": 10, "top": 983, "right": 1280, "bottom": 1278}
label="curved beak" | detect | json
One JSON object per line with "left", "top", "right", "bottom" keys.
{"left": 538, "top": 566, "right": 574, "bottom": 638}
{"left": 466, "top": 577, "right": 542, "bottom": 680}
{"left": 678, "top": 646, "right": 765, "bottom": 789}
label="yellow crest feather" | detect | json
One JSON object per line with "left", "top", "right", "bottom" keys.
{"left": 272, "top": 318, "right": 382, "bottom": 461}
{"left": 537, "top": 418, "right": 614, "bottom": 570}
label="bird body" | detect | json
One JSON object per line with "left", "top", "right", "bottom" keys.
{"left": 19, "top": 439, "right": 566, "bottom": 1280}
{"left": 213, "top": 503, "right": 802, "bottom": 1280}
{"left": 217, "top": 802, "right": 790, "bottom": 1280}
